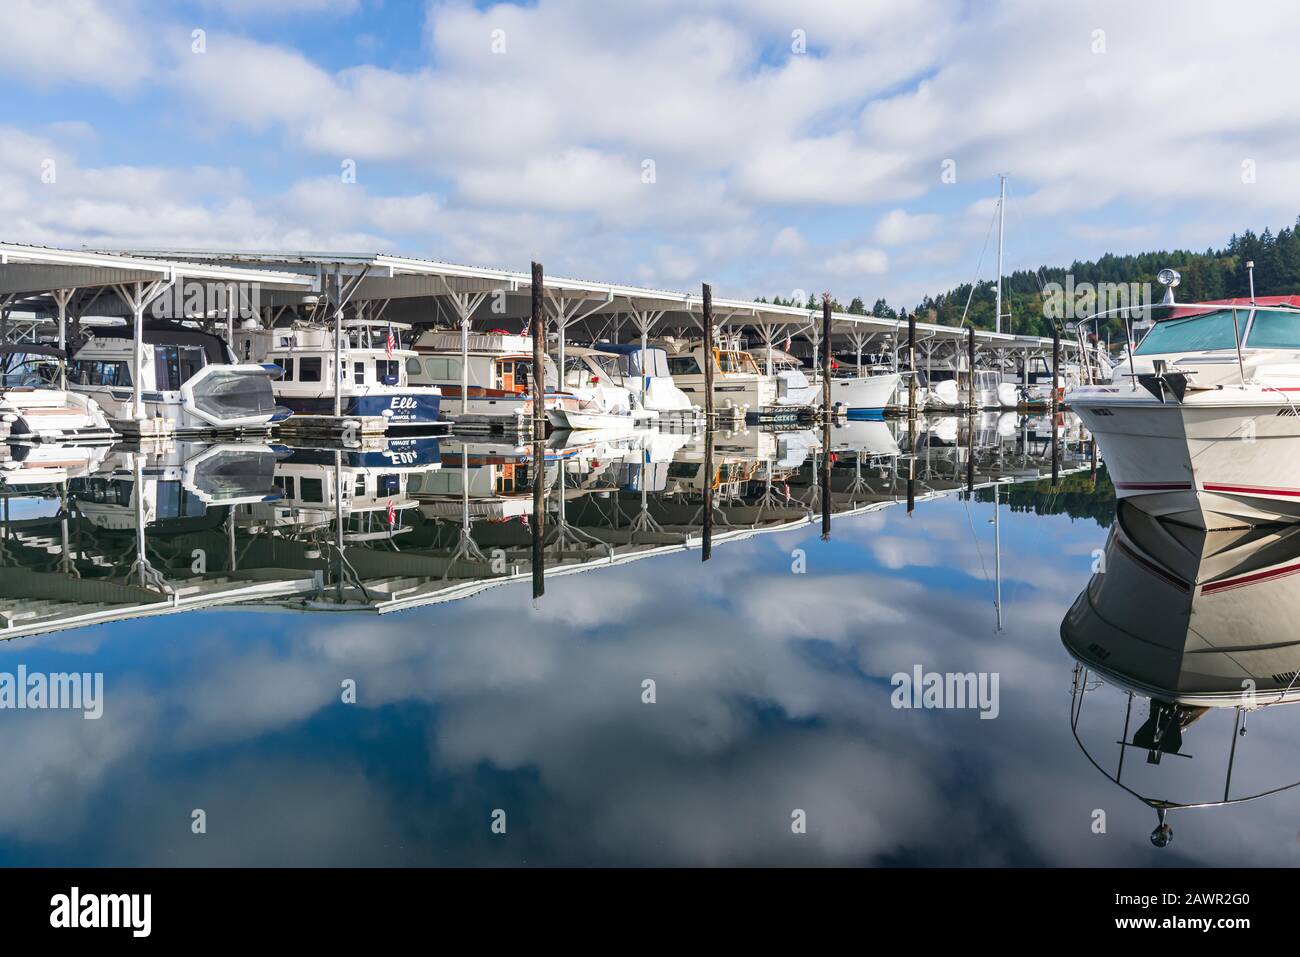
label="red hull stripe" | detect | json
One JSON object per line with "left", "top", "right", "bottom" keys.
{"left": 1115, "top": 482, "right": 1192, "bottom": 490}
{"left": 437, "top": 386, "right": 524, "bottom": 399}
{"left": 1203, "top": 482, "right": 1300, "bottom": 497}
{"left": 1117, "top": 539, "right": 1190, "bottom": 593}
{"left": 1203, "top": 560, "right": 1300, "bottom": 594}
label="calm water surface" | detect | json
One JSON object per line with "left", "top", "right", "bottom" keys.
{"left": 2, "top": 414, "right": 1296, "bottom": 866}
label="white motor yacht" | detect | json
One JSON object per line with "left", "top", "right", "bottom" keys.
{"left": 658, "top": 338, "right": 777, "bottom": 419}
{"left": 2, "top": 344, "right": 116, "bottom": 443}
{"left": 1068, "top": 291, "right": 1300, "bottom": 528}
{"left": 70, "top": 321, "right": 290, "bottom": 434}
{"left": 547, "top": 347, "right": 657, "bottom": 431}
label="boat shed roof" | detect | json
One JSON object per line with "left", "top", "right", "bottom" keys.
{"left": 113, "top": 247, "right": 1069, "bottom": 353}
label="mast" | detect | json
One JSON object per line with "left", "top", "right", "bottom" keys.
{"left": 994, "top": 483, "right": 1003, "bottom": 632}
{"left": 995, "top": 174, "right": 1006, "bottom": 336}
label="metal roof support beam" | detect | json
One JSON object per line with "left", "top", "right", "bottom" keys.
{"left": 327, "top": 264, "right": 373, "bottom": 417}
{"left": 437, "top": 277, "right": 488, "bottom": 418}
{"left": 113, "top": 277, "right": 176, "bottom": 421}
{"left": 545, "top": 290, "right": 613, "bottom": 384}
{"left": 51, "top": 288, "right": 75, "bottom": 389}
{"left": 625, "top": 307, "right": 665, "bottom": 400}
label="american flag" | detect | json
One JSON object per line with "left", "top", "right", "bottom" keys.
{"left": 386, "top": 499, "right": 396, "bottom": 526}
{"left": 385, "top": 325, "right": 395, "bottom": 359}
{"left": 783, "top": 334, "right": 792, "bottom": 352}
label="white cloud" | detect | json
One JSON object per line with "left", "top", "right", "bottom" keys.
{"left": 826, "top": 247, "right": 889, "bottom": 277}
{"left": 874, "top": 208, "right": 941, "bottom": 245}
{"left": 11, "top": 0, "right": 1300, "bottom": 306}
{"left": 0, "top": 0, "right": 153, "bottom": 92}
{"left": 771, "top": 226, "right": 808, "bottom": 256}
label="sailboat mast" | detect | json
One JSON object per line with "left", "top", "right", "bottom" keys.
{"left": 995, "top": 175, "right": 1006, "bottom": 336}
{"left": 994, "top": 483, "right": 1003, "bottom": 632}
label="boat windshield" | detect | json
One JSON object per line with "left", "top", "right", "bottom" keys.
{"left": 1, "top": 353, "right": 55, "bottom": 388}
{"left": 1244, "top": 308, "right": 1300, "bottom": 349}
{"left": 1134, "top": 310, "right": 1244, "bottom": 355}
{"left": 717, "top": 351, "right": 760, "bottom": 374}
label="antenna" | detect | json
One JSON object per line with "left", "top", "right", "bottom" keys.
{"left": 1247, "top": 260, "right": 1257, "bottom": 305}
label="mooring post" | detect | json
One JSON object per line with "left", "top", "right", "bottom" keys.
{"left": 821, "top": 414, "right": 832, "bottom": 539}
{"left": 907, "top": 311, "right": 917, "bottom": 418}
{"left": 702, "top": 283, "right": 715, "bottom": 428}
{"left": 821, "top": 294, "right": 833, "bottom": 417}
{"left": 531, "top": 261, "right": 545, "bottom": 436}
{"left": 531, "top": 438, "right": 545, "bottom": 599}
{"left": 1051, "top": 324, "right": 1061, "bottom": 417}
{"left": 967, "top": 325, "right": 977, "bottom": 413}
{"left": 1052, "top": 322, "right": 1062, "bottom": 487}
{"left": 702, "top": 429, "right": 713, "bottom": 562}
{"left": 906, "top": 426, "right": 916, "bottom": 515}
{"left": 966, "top": 418, "right": 975, "bottom": 494}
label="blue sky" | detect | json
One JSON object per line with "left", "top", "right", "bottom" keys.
{"left": 4, "top": 0, "right": 1300, "bottom": 310}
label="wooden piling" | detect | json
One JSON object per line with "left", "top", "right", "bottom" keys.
{"left": 967, "top": 325, "right": 977, "bottom": 412}
{"left": 702, "top": 429, "right": 713, "bottom": 562}
{"left": 966, "top": 417, "right": 975, "bottom": 493}
{"left": 1051, "top": 324, "right": 1061, "bottom": 417}
{"left": 531, "top": 437, "right": 545, "bottom": 599}
{"left": 531, "top": 261, "right": 545, "bottom": 435}
{"left": 821, "top": 417, "right": 832, "bottom": 540}
{"left": 821, "top": 294, "right": 833, "bottom": 416}
{"left": 1051, "top": 324, "right": 1061, "bottom": 485}
{"left": 906, "top": 411, "right": 916, "bottom": 515}
{"left": 702, "top": 283, "right": 714, "bottom": 427}
{"left": 907, "top": 311, "right": 917, "bottom": 418}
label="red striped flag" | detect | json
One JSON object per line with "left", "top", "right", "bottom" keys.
{"left": 385, "top": 325, "right": 395, "bottom": 359}
{"left": 386, "top": 499, "right": 396, "bottom": 526}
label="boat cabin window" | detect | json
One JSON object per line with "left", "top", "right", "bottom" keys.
{"left": 667, "top": 355, "right": 702, "bottom": 375}
{"left": 273, "top": 357, "right": 295, "bottom": 381}
{"left": 423, "top": 357, "right": 459, "bottom": 381}
{"left": 717, "top": 350, "right": 760, "bottom": 374}
{"left": 496, "top": 358, "right": 522, "bottom": 391}
{"left": 1, "top": 354, "right": 54, "bottom": 388}
{"left": 299, "top": 477, "right": 324, "bottom": 503}
{"left": 154, "top": 345, "right": 205, "bottom": 391}
{"left": 1135, "top": 310, "right": 1243, "bottom": 355}
{"left": 405, "top": 357, "right": 422, "bottom": 376}
{"left": 70, "top": 359, "right": 133, "bottom": 388}
{"left": 1244, "top": 308, "right": 1300, "bottom": 349}
{"left": 354, "top": 362, "right": 366, "bottom": 384}
{"left": 375, "top": 360, "right": 400, "bottom": 384}
{"left": 299, "top": 357, "right": 323, "bottom": 382}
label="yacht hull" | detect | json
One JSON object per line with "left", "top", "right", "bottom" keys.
{"left": 546, "top": 409, "right": 647, "bottom": 431}
{"left": 826, "top": 373, "right": 901, "bottom": 412}
{"left": 1070, "top": 383, "right": 1300, "bottom": 528}
{"left": 1, "top": 388, "right": 117, "bottom": 443}
{"left": 281, "top": 391, "right": 442, "bottom": 427}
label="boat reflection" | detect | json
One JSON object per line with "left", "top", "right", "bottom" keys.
{"left": 1063, "top": 499, "right": 1300, "bottom": 847}
{"left": 1, "top": 415, "right": 1094, "bottom": 639}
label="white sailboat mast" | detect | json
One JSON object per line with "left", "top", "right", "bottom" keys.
{"left": 995, "top": 175, "right": 1006, "bottom": 336}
